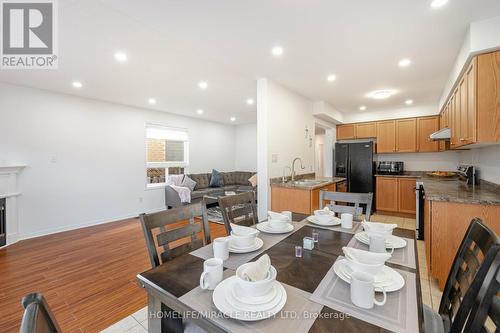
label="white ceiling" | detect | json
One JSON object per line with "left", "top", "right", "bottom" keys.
{"left": 1, "top": 0, "right": 500, "bottom": 124}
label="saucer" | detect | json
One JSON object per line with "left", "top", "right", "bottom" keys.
{"left": 256, "top": 222, "right": 294, "bottom": 234}
{"left": 229, "top": 238, "right": 264, "bottom": 253}
{"left": 307, "top": 215, "right": 341, "bottom": 227}
{"left": 355, "top": 231, "right": 407, "bottom": 249}
{"left": 226, "top": 281, "right": 282, "bottom": 312}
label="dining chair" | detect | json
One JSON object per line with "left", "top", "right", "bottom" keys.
{"left": 423, "top": 218, "right": 500, "bottom": 333}
{"left": 319, "top": 191, "right": 373, "bottom": 221}
{"left": 139, "top": 202, "right": 210, "bottom": 268}
{"left": 218, "top": 191, "right": 258, "bottom": 234}
{"left": 20, "top": 293, "right": 62, "bottom": 333}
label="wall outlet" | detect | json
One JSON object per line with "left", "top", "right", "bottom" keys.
{"left": 271, "top": 154, "right": 278, "bottom": 163}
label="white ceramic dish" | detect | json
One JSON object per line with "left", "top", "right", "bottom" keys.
{"left": 232, "top": 283, "right": 278, "bottom": 305}
{"left": 355, "top": 231, "right": 407, "bottom": 249}
{"left": 212, "top": 276, "right": 287, "bottom": 321}
{"left": 230, "top": 231, "right": 258, "bottom": 248}
{"left": 228, "top": 238, "right": 264, "bottom": 253}
{"left": 226, "top": 283, "right": 282, "bottom": 312}
{"left": 344, "top": 257, "right": 384, "bottom": 276}
{"left": 333, "top": 259, "right": 405, "bottom": 292}
{"left": 314, "top": 209, "right": 335, "bottom": 216}
{"left": 236, "top": 264, "right": 276, "bottom": 297}
{"left": 307, "top": 215, "right": 341, "bottom": 227}
{"left": 256, "top": 222, "right": 294, "bottom": 234}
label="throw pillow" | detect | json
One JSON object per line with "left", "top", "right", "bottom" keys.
{"left": 209, "top": 169, "right": 224, "bottom": 187}
{"left": 248, "top": 174, "right": 257, "bottom": 187}
{"left": 181, "top": 175, "right": 197, "bottom": 192}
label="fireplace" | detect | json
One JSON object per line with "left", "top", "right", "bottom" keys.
{"left": 0, "top": 165, "right": 25, "bottom": 247}
{"left": 0, "top": 198, "right": 5, "bottom": 247}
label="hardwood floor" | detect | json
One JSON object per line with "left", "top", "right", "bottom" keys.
{"left": 0, "top": 217, "right": 226, "bottom": 333}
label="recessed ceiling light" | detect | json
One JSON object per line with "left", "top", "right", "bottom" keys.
{"left": 196, "top": 109, "right": 204, "bottom": 115}
{"left": 114, "top": 51, "right": 127, "bottom": 62}
{"left": 246, "top": 98, "right": 255, "bottom": 105}
{"left": 148, "top": 98, "right": 157, "bottom": 105}
{"left": 405, "top": 99, "right": 414, "bottom": 105}
{"left": 359, "top": 105, "right": 367, "bottom": 111}
{"left": 198, "top": 81, "right": 208, "bottom": 90}
{"left": 398, "top": 58, "right": 412, "bottom": 67}
{"left": 431, "top": 0, "right": 448, "bottom": 9}
{"left": 368, "top": 89, "right": 395, "bottom": 100}
{"left": 230, "top": 117, "right": 236, "bottom": 122}
{"left": 327, "top": 74, "right": 337, "bottom": 82}
{"left": 271, "top": 46, "right": 284, "bottom": 57}
{"left": 72, "top": 81, "right": 82, "bottom": 89}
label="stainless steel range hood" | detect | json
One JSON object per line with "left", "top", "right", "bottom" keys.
{"left": 429, "top": 127, "right": 451, "bottom": 141}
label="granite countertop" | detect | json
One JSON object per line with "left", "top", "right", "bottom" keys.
{"left": 270, "top": 176, "right": 346, "bottom": 190}
{"left": 375, "top": 171, "right": 500, "bottom": 205}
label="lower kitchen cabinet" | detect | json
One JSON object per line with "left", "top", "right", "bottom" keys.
{"left": 376, "top": 177, "right": 417, "bottom": 215}
{"left": 271, "top": 182, "right": 339, "bottom": 215}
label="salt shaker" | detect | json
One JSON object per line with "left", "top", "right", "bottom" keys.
{"left": 303, "top": 237, "right": 314, "bottom": 250}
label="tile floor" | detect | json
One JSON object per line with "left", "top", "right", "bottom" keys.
{"left": 101, "top": 214, "right": 441, "bottom": 332}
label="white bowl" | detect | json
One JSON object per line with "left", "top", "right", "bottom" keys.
{"left": 345, "top": 257, "right": 384, "bottom": 276}
{"left": 236, "top": 264, "right": 277, "bottom": 297}
{"left": 269, "top": 219, "right": 288, "bottom": 230}
{"left": 314, "top": 209, "right": 333, "bottom": 217}
{"left": 315, "top": 214, "right": 333, "bottom": 224}
{"left": 230, "top": 231, "right": 257, "bottom": 248}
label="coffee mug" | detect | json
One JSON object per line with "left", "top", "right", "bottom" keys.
{"left": 200, "top": 258, "right": 223, "bottom": 290}
{"left": 341, "top": 213, "right": 354, "bottom": 229}
{"left": 369, "top": 234, "right": 394, "bottom": 254}
{"left": 350, "top": 271, "right": 387, "bottom": 309}
{"left": 213, "top": 237, "right": 229, "bottom": 260}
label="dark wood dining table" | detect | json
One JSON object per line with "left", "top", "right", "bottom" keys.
{"left": 136, "top": 216, "right": 424, "bottom": 332}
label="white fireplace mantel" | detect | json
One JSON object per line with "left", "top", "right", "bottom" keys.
{"left": 0, "top": 165, "right": 26, "bottom": 247}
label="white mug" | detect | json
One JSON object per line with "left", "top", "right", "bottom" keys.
{"left": 341, "top": 213, "right": 354, "bottom": 229}
{"left": 213, "top": 237, "right": 229, "bottom": 260}
{"left": 369, "top": 234, "right": 394, "bottom": 254}
{"left": 350, "top": 271, "right": 387, "bottom": 309}
{"left": 281, "top": 211, "right": 292, "bottom": 221}
{"left": 199, "top": 258, "right": 223, "bottom": 290}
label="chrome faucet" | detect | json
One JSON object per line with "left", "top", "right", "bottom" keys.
{"left": 282, "top": 166, "right": 291, "bottom": 183}
{"left": 291, "top": 157, "right": 306, "bottom": 181}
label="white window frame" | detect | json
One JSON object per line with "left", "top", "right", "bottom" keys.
{"left": 145, "top": 123, "right": 189, "bottom": 189}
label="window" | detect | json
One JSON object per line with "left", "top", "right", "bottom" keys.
{"left": 146, "top": 124, "right": 189, "bottom": 187}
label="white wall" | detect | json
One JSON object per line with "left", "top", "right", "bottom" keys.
{"left": 342, "top": 104, "right": 438, "bottom": 123}
{"left": 459, "top": 145, "right": 500, "bottom": 185}
{"left": 234, "top": 123, "right": 257, "bottom": 171}
{"left": 0, "top": 83, "right": 237, "bottom": 239}
{"left": 374, "top": 152, "right": 460, "bottom": 171}
{"left": 314, "top": 133, "right": 325, "bottom": 177}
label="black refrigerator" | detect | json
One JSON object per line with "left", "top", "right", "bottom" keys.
{"left": 334, "top": 141, "right": 374, "bottom": 194}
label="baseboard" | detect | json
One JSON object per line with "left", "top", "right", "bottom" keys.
{"left": 16, "top": 206, "right": 166, "bottom": 242}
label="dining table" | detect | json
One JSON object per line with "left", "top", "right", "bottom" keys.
{"left": 136, "top": 214, "right": 424, "bottom": 333}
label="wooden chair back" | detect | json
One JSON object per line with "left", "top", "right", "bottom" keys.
{"left": 319, "top": 191, "right": 373, "bottom": 221}
{"left": 20, "top": 293, "right": 61, "bottom": 333}
{"left": 139, "top": 203, "right": 210, "bottom": 268}
{"left": 218, "top": 191, "right": 257, "bottom": 234}
{"left": 438, "top": 218, "right": 500, "bottom": 332}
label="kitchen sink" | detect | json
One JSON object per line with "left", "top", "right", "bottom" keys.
{"left": 290, "top": 179, "right": 325, "bottom": 186}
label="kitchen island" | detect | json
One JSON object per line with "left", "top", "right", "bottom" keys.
{"left": 270, "top": 176, "right": 346, "bottom": 215}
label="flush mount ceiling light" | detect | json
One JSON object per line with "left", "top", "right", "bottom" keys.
{"left": 198, "top": 81, "right": 208, "bottom": 90}
{"left": 114, "top": 51, "right": 127, "bottom": 62}
{"left": 230, "top": 116, "right": 236, "bottom": 122}
{"left": 148, "top": 98, "right": 157, "bottom": 105}
{"left": 368, "top": 89, "right": 395, "bottom": 100}
{"left": 359, "top": 105, "right": 367, "bottom": 111}
{"left": 326, "top": 74, "right": 337, "bottom": 82}
{"left": 431, "top": 0, "right": 448, "bottom": 8}
{"left": 72, "top": 81, "right": 82, "bottom": 89}
{"left": 405, "top": 99, "right": 414, "bottom": 105}
{"left": 271, "top": 46, "right": 284, "bottom": 57}
{"left": 196, "top": 109, "right": 204, "bottom": 115}
{"left": 246, "top": 98, "right": 255, "bottom": 105}
{"left": 398, "top": 58, "right": 412, "bottom": 67}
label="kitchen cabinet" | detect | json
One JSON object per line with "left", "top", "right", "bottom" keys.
{"left": 271, "top": 182, "right": 339, "bottom": 215}
{"left": 395, "top": 118, "right": 417, "bottom": 153}
{"left": 336, "top": 125, "right": 355, "bottom": 140}
{"left": 376, "top": 177, "right": 417, "bottom": 215}
{"left": 417, "top": 116, "right": 439, "bottom": 152}
{"left": 354, "top": 122, "right": 377, "bottom": 139}
{"left": 376, "top": 120, "right": 396, "bottom": 153}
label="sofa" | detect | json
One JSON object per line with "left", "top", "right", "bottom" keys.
{"left": 165, "top": 171, "right": 256, "bottom": 208}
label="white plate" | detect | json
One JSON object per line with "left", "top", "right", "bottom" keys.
{"left": 226, "top": 282, "right": 282, "bottom": 312}
{"left": 232, "top": 283, "right": 278, "bottom": 305}
{"left": 355, "top": 231, "right": 407, "bottom": 249}
{"left": 213, "top": 276, "right": 287, "bottom": 321}
{"left": 333, "top": 259, "right": 405, "bottom": 292}
{"left": 229, "top": 238, "right": 264, "bottom": 253}
{"left": 306, "top": 215, "right": 341, "bottom": 227}
{"left": 256, "top": 222, "right": 294, "bottom": 234}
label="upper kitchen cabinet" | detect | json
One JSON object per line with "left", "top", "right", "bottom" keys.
{"left": 354, "top": 122, "right": 377, "bottom": 139}
{"left": 417, "top": 116, "right": 439, "bottom": 152}
{"left": 376, "top": 120, "right": 396, "bottom": 153}
{"left": 336, "top": 124, "right": 355, "bottom": 140}
{"left": 395, "top": 118, "right": 417, "bottom": 153}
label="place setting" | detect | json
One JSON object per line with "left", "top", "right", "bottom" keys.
{"left": 256, "top": 211, "right": 295, "bottom": 234}
{"left": 306, "top": 208, "right": 362, "bottom": 234}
